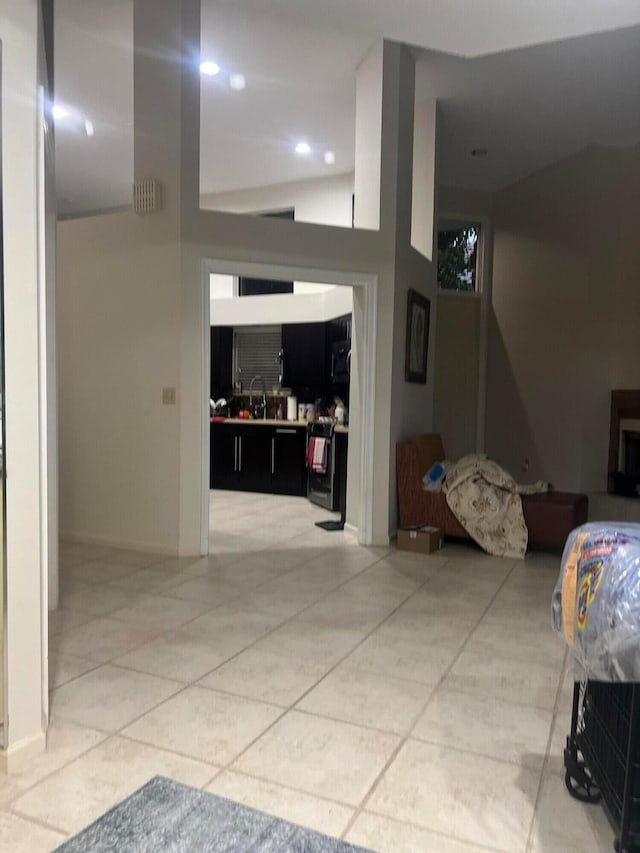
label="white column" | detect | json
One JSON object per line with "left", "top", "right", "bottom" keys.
{"left": 353, "top": 44, "right": 383, "bottom": 231}
{"left": 0, "top": 0, "right": 48, "bottom": 764}
{"left": 353, "top": 40, "right": 440, "bottom": 538}
{"left": 411, "top": 100, "right": 439, "bottom": 260}
{"left": 354, "top": 41, "right": 416, "bottom": 240}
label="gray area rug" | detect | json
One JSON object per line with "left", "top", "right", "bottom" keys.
{"left": 53, "top": 776, "right": 373, "bottom": 852}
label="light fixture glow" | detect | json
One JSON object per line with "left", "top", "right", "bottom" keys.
{"left": 200, "top": 60, "right": 220, "bottom": 76}
{"left": 324, "top": 150, "right": 335, "bottom": 165}
{"left": 52, "top": 104, "right": 68, "bottom": 120}
{"left": 295, "top": 141, "right": 311, "bottom": 155}
{"left": 85, "top": 119, "right": 95, "bottom": 137}
{"left": 229, "top": 73, "right": 246, "bottom": 91}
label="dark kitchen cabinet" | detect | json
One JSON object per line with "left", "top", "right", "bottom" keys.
{"left": 271, "top": 427, "right": 307, "bottom": 496}
{"left": 281, "top": 322, "right": 326, "bottom": 387}
{"left": 210, "top": 423, "right": 306, "bottom": 496}
{"left": 326, "top": 314, "right": 352, "bottom": 385}
{"left": 238, "top": 427, "right": 272, "bottom": 492}
{"left": 210, "top": 424, "right": 270, "bottom": 492}
{"left": 211, "top": 326, "right": 233, "bottom": 399}
{"left": 210, "top": 423, "right": 237, "bottom": 489}
{"left": 326, "top": 314, "right": 351, "bottom": 348}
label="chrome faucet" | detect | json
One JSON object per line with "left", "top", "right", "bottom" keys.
{"left": 249, "top": 375, "right": 267, "bottom": 419}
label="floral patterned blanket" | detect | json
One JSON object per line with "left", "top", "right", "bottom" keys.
{"left": 444, "top": 454, "right": 528, "bottom": 558}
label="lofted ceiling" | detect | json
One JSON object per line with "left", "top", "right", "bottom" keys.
{"left": 54, "top": 0, "right": 640, "bottom": 216}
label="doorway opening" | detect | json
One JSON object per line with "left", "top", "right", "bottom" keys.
{"left": 200, "top": 259, "right": 377, "bottom": 558}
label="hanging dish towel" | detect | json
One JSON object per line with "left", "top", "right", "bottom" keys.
{"left": 306, "top": 437, "right": 316, "bottom": 470}
{"left": 312, "top": 437, "right": 327, "bottom": 474}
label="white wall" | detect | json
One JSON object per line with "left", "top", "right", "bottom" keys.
{"left": 1, "top": 0, "right": 47, "bottom": 755}
{"left": 487, "top": 143, "right": 640, "bottom": 492}
{"left": 210, "top": 282, "right": 353, "bottom": 326}
{"left": 57, "top": 0, "right": 187, "bottom": 555}
{"left": 210, "top": 273, "right": 234, "bottom": 299}
{"left": 209, "top": 274, "right": 340, "bottom": 301}
{"left": 411, "top": 101, "right": 437, "bottom": 260}
{"left": 431, "top": 186, "right": 493, "bottom": 459}
{"left": 57, "top": 213, "right": 182, "bottom": 553}
{"left": 433, "top": 293, "right": 481, "bottom": 459}
{"left": 201, "top": 172, "right": 354, "bottom": 229}
{"left": 57, "top": 11, "right": 437, "bottom": 559}
{"left": 294, "top": 282, "right": 335, "bottom": 294}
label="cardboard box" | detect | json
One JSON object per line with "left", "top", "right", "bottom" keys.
{"left": 397, "top": 525, "right": 443, "bottom": 554}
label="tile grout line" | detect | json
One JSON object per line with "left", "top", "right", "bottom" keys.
{"left": 105, "top": 553, "right": 451, "bottom": 777}
{"left": 4, "top": 803, "right": 71, "bottom": 839}
{"left": 48, "top": 523, "right": 551, "bottom": 851}
{"left": 523, "top": 642, "right": 582, "bottom": 853}
{"left": 50, "top": 547, "right": 453, "bottom": 810}
{"left": 49, "top": 542, "right": 389, "bottom": 697}
{"left": 139, "top": 547, "right": 413, "bottom": 689}
{"left": 189, "top": 560, "right": 454, "bottom": 797}
{"left": 343, "top": 808, "right": 506, "bottom": 853}
{"left": 38, "top": 540, "right": 402, "bottom": 833}
{"left": 205, "top": 764, "right": 360, "bottom": 814}
{"left": 339, "top": 557, "right": 544, "bottom": 844}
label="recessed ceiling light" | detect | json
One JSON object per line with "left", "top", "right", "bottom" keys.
{"left": 52, "top": 103, "right": 68, "bottom": 120}
{"left": 84, "top": 119, "right": 95, "bottom": 137}
{"left": 229, "top": 73, "right": 246, "bottom": 91}
{"left": 295, "top": 141, "right": 311, "bottom": 155}
{"left": 471, "top": 148, "right": 488, "bottom": 158}
{"left": 324, "top": 150, "right": 335, "bottom": 165}
{"left": 200, "top": 61, "right": 220, "bottom": 77}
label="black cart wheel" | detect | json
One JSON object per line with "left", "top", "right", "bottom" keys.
{"left": 564, "top": 765, "right": 601, "bottom": 803}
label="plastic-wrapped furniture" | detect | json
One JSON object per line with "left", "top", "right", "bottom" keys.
{"left": 554, "top": 523, "right": 640, "bottom": 852}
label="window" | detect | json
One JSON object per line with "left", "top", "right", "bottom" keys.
{"left": 238, "top": 279, "right": 293, "bottom": 297}
{"left": 233, "top": 326, "right": 282, "bottom": 390}
{"left": 437, "top": 221, "right": 481, "bottom": 292}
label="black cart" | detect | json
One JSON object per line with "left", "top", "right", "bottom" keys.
{"left": 565, "top": 680, "right": 640, "bottom": 852}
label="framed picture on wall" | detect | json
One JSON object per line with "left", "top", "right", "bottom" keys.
{"left": 405, "top": 289, "right": 430, "bottom": 383}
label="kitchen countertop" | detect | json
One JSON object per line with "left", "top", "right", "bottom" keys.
{"left": 211, "top": 418, "right": 348, "bottom": 433}
{"left": 212, "top": 418, "right": 306, "bottom": 428}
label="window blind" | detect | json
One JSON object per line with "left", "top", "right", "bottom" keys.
{"left": 234, "top": 327, "right": 282, "bottom": 390}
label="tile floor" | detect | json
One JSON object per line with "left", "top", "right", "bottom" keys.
{"left": 0, "top": 491, "right": 617, "bottom": 852}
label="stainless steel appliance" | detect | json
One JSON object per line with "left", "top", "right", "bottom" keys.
{"left": 307, "top": 421, "right": 336, "bottom": 510}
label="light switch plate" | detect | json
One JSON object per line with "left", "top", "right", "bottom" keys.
{"left": 162, "top": 387, "right": 177, "bottom": 405}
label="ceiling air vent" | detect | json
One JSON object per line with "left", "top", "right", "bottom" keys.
{"left": 133, "top": 179, "right": 162, "bottom": 214}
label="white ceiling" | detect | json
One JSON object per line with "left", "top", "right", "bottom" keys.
{"left": 54, "top": 0, "right": 640, "bottom": 215}
{"left": 418, "top": 26, "right": 640, "bottom": 190}
{"left": 55, "top": 0, "right": 133, "bottom": 215}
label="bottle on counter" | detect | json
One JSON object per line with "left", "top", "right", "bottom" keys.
{"left": 276, "top": 403, "right": 283, "bottom": 420}
{"left": 335, "top": 398, "right": 347, "bottom": 426}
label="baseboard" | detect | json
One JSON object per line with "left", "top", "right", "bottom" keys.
{"left": 59, "top": 530, "right": 179, "bottom": 557}
{"left": 0, "top": 729, "right": 46, "bottom": 774}
{"left": 344, "top": 522, "right": 391, "bottom": 547}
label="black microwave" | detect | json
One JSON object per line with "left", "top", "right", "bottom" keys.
{"left": 331, "top": 340, "right": 351, "bottom": 384}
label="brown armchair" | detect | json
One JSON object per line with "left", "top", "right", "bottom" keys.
{"left": 396, "top": 434, "right": 589, "bottom": 548}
